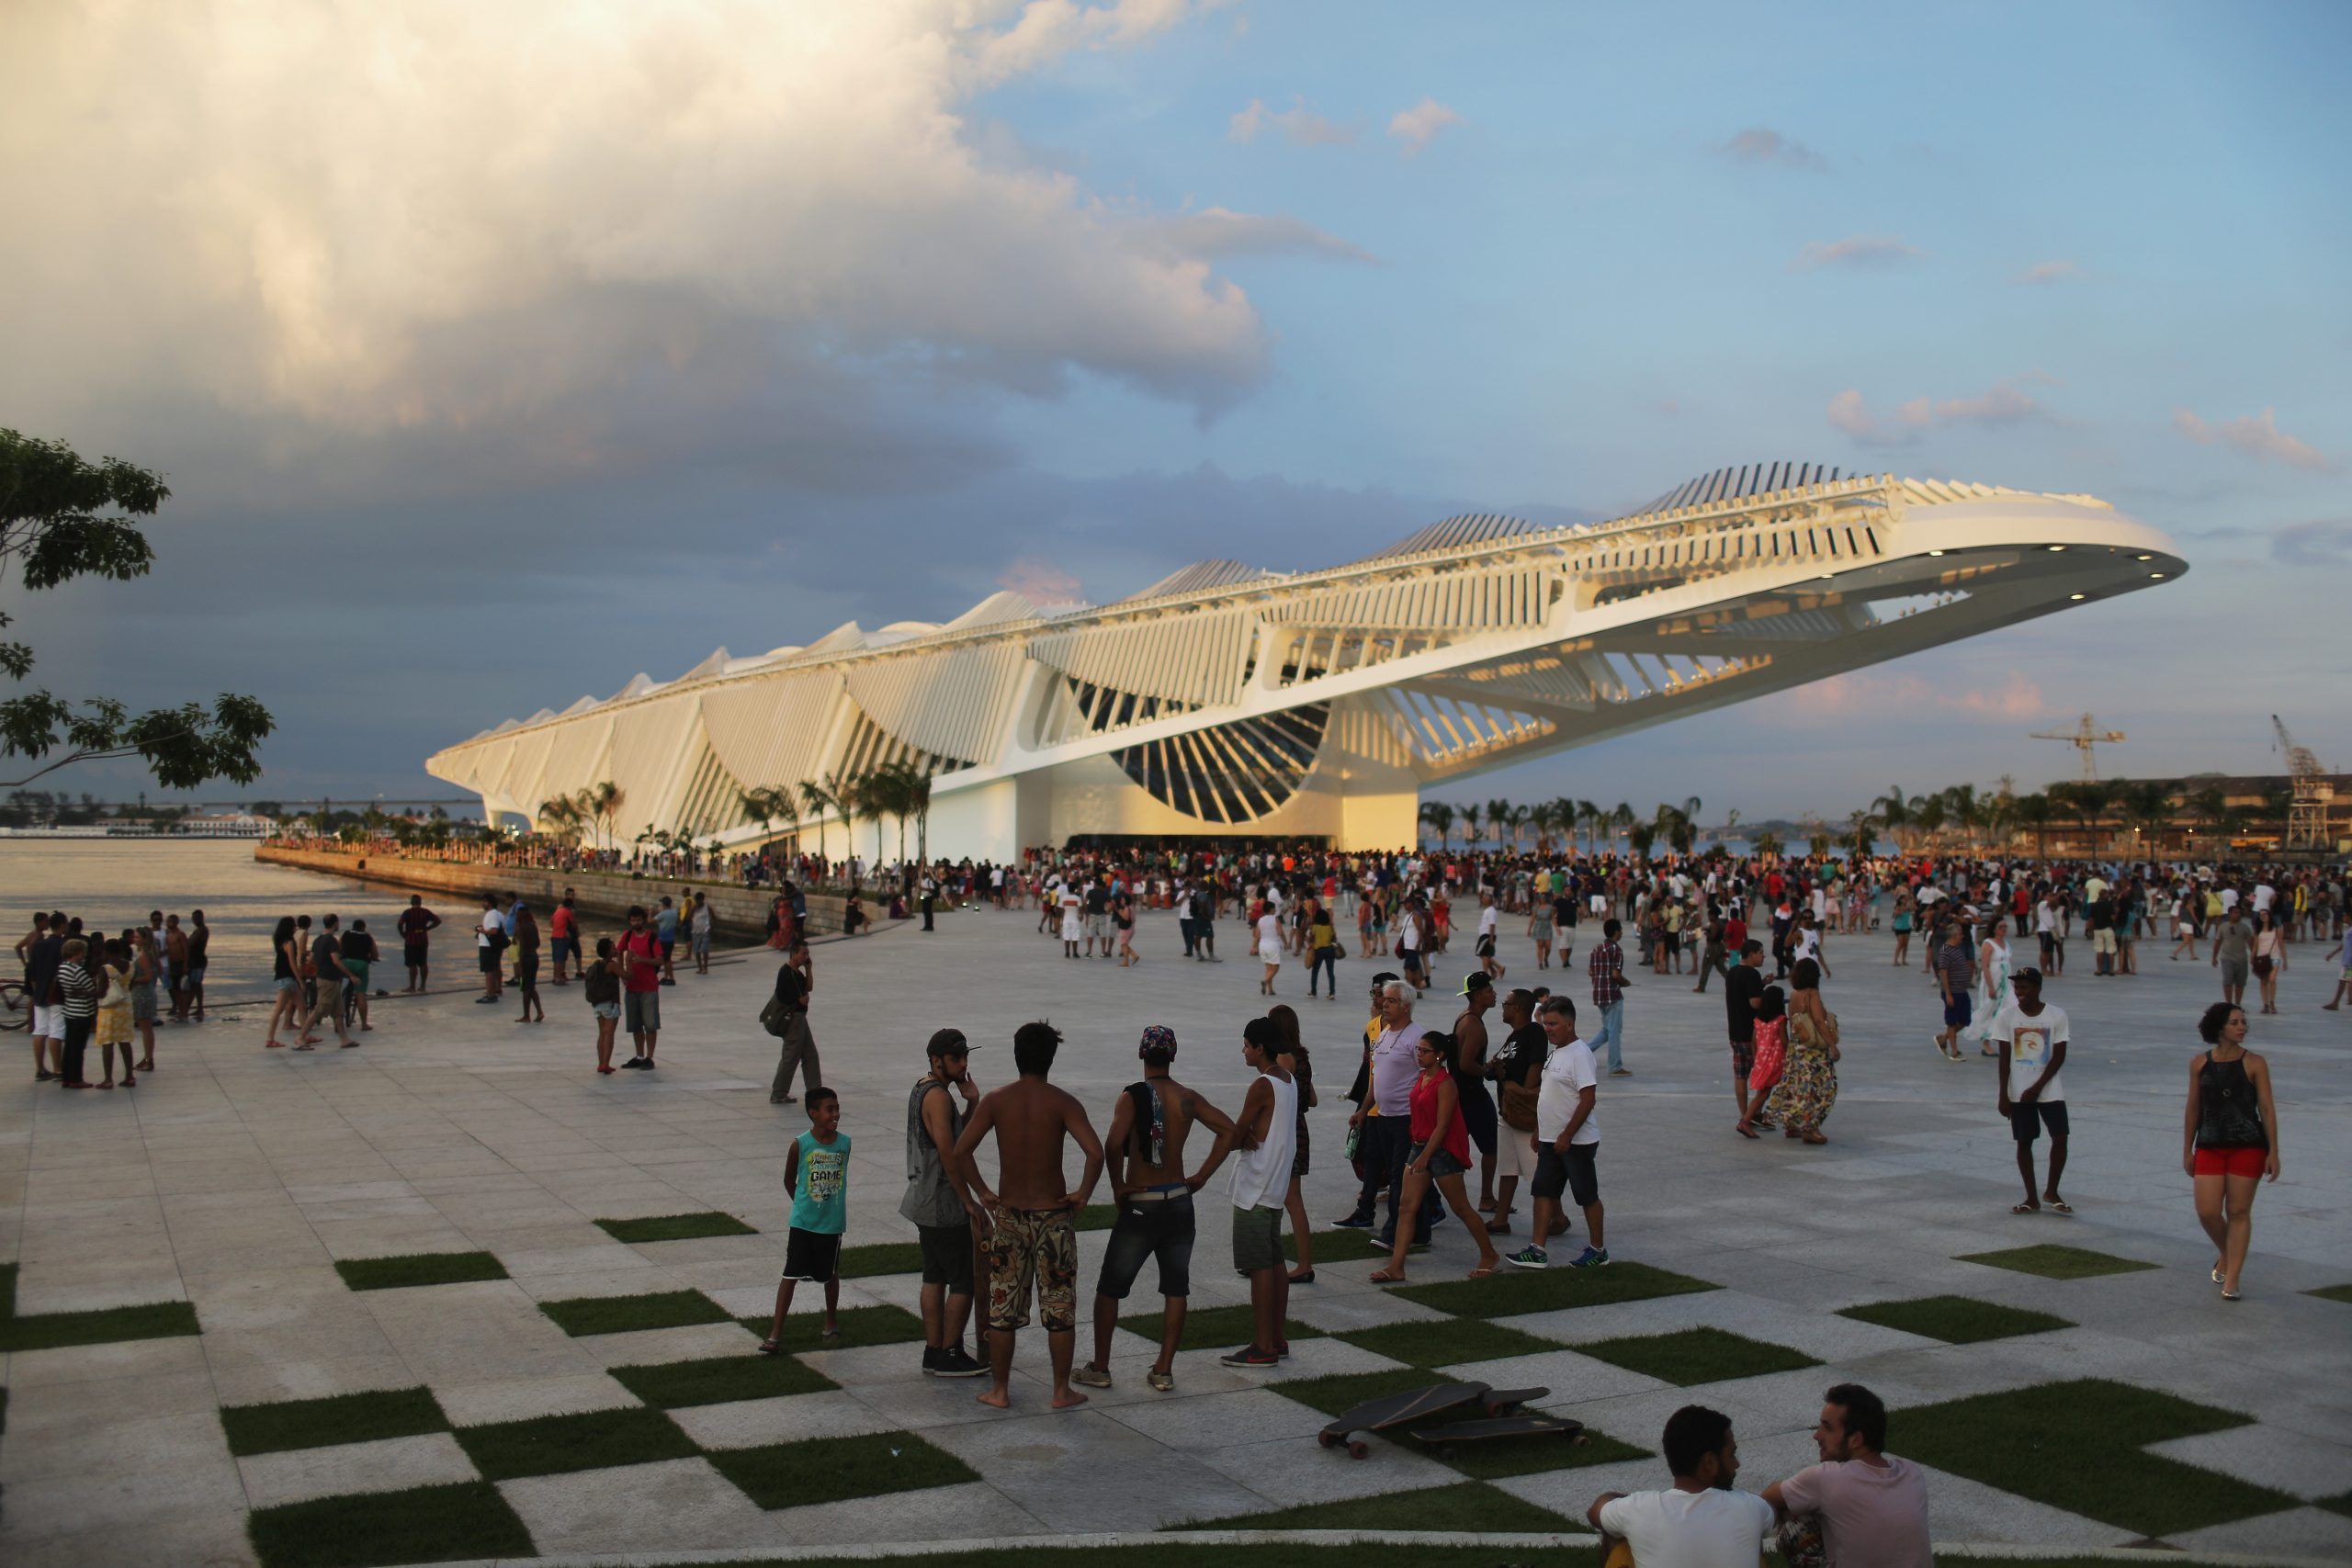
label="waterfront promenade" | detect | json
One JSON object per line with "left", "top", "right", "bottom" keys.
{"left": 2, "top": 906, "right": 2348, "bottom": 1566}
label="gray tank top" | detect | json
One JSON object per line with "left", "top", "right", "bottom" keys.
{"left": 897, "top": 1077, "right": 969, "bottom": 1228}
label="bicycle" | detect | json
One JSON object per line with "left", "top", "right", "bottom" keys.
{"left": 0, "top": 977, "right": 28, "bottom": 1032}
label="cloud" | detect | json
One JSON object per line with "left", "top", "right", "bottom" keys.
{"left": 2016, "top": 260, "right": 2082, "bottom": 285}
{"left": 1228, "top": 96, "right": 1356, "bottom": 146}
{"left": 1792, "top": 235, "right": 1922, "bottom": 272}
{"left": 2172, "top": 408, "right": 2336, "bottom": 472}
{"left": 1139, "top": 208, "right": 1374, "bottom": 263}
{"left": 1720, "top": 128, "right": 1826, "bottom": 170}
{"left": 2271, "top": 520, "right": 2352, "bottom": 565}
{"left": 1827, "top": 378, "right": 2050, "bottom": 446}
{"left": 0, "top": 0, "right": 1277, "bottom": 479}
{"left": 1801, "top": 671, "right": 2047, "bottom": 722}
{"left": 996, "top": 558, "right": 1085, "bottom": 602}
{"left": 1388, "top": 96, "right": 1461, "bottom": 154}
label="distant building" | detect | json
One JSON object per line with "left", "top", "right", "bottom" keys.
{"left": 2023, "top": 774, "right": 2349, "bottom": 857}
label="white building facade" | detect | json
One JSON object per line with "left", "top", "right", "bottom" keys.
{"left": 426, "top": 466, "right": 2187, "bottom": 859}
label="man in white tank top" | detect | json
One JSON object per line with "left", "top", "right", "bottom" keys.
{"left": 1221, "top": 1015, "right": 1296, "bottom": 1369}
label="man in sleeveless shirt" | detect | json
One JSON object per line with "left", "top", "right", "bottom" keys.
{"left": 1221, "top": 1015, "right": 1298, "bottom": 1369}
{"left": 900, "top": 1029, "right": 986, "bottom": 1377}
{"left": 1072, "top": 1025, "right": 1248, "bottom": 1393}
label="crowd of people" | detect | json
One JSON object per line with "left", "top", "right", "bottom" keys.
{"left": 16, "top": 908, "right": 209, "bottom": 1087}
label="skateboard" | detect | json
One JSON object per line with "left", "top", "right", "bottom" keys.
{"left": 1317, "top": 1380, "right": 1489, "bottom": 1460}
{"left": 1479, "top": 1384, "right": 1549, "bottom": 1416}
{"left": 1411, "top": 1412, "right": 1586, "bottom": 1461}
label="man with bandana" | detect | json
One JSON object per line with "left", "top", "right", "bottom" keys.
{"left": 1071, "top": 1024, "right": 1249, "bottom": 1394}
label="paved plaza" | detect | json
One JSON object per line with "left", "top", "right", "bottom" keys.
{"left": 3, "top": 897, "right": 2350, "bottom": 1566}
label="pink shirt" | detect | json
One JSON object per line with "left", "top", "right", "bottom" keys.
{"left": 1778, "top": 1456, "right": 1931, "bottom": 1568}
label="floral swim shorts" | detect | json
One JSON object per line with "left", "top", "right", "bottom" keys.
{"left": 984, "top": 1203, "right": 1078, "bottom": 1334}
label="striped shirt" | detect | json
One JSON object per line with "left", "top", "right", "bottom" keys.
{"left": 55, "top": 961, "right": 98, "bottom": 1020}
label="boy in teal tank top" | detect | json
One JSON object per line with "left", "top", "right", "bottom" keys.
{"left": 761, "top": 1089, "right": 847, "bottom": 1352}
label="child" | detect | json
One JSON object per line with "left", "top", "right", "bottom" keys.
{"left": 584, "top": 937, "right": 621, "bottom": 1075}
{"left": 761, "top": 1088, "right": 847, "bottom": 1352}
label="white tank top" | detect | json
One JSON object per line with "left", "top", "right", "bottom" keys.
{"left": 1228, "top": 1071, "right": 1298, "bottom": 1210}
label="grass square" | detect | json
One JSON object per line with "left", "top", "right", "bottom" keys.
{"left": 1073, "top": 1203, "right": 1120, "bottom": 1232}
{"left": 1176, "top": 1479, "right": 1572, "bottom": 1532}
{"left": 221, "top": 1387, "right": 449, "bottom": 1457}
{"left": 594, "top": 1212, "right": 758, "bottom": 1244}
{"left": 1574, "top": 1326, "right": 1821, "bottom": 1386}
{"left": 246, "top": 1480, "right": 532, "bottom": 1568}
{"left": 334, "top": 1251, "right": 509, "bottom": 1292}
{"left": 611, "top": 1353, "right": 838, "bottom": 1408}
{"left": 1266, "top": 1367, "right": 1648, "bottom": 1480}
{"left": 453, "top": 1405, "right": 698, "bottom": 1483}
{"left": 1898, "top": 1377, "right": 2297, "bottom": 1535}
{"left": 1393, "top": 1259, "right": 1718, "bottom": 1319}
{"left": 1283, "top": 1228, "right": 1390, "bottom": 1263}
{"left": 1838, "top": 1294, "right": 2074, "bottom": 1345}
{"left": 1115, "top": 1303, "right": 1325, "bottom": 1354}
{"left": 735, "top": 1303, "right": 928, "bottom": 1351}
{"left": 2304, "top": 1283, "right": 2352, "bottom": 1305}
{"left": 541, "top": 1289, "right": 732, "bottom": 1337}
{"left": 0, "top": 1259, "right": 16, "bottom": 1316}
{"left": 838, "top": 1241, "right": 925, "bottom": 1278}
{"left": 0, "top": 1299, "right": 200, "bottom": 1351}
{"left": 2317, "top": 1489, "right": 2352, "bottom": 1519}
{"left": 707, "top": 1429, "right": 978, "bottom": 1510}
{"left": 1337, "top": 1319, "right": 1562, "bottom": 1367}
{"left": 1953, "top": 1244, "right": 2158, "bottom": 1280}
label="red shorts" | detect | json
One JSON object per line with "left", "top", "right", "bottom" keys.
{"left": 2193, "top": 1146, "right": 2267, "bottom": 1179}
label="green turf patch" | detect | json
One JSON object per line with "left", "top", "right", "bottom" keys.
{"left": 2317, "top": 1489, "right": 2352, "bottom": 1520}
{"left": 246, "top": 1480, "right": 533, "bottom": 1568}
{"left": 1899, "top": 1377, "right": 2297, "bottom": 1535}
{"left": 334, "top": 1251, "right": 509, "bottom": 1292}
{"left": 612, "top": 1353, "right": 837, "bottom": 1408}
{"left": 2304, "top": 1282, "right": 2352, "bottom": 1305}
{"left": 541, "top": 1289, "right": 732, "bottom": 1336}
{"left": 1073, "top": 1203, "right": 1120, "bottom": 1232}
{"left": 1268, "top": 1365, "right": 1464, "bottom": 1419}
{"left": 1337, "top": 1319, "right": 1561, "bottom": 1367}
{"left": 707, "top": 1429, "right": 978, "bottom": 1510}
{"left": 0, "top": 1259, "right": 16, "bottom": 1316}
{"left": 735, "top": 1303, "right": 928, "bottom": 1352}
{"left": 1175, "top": 1479, "right": 1572, "bottom": 1532}
{"left": 454, "top": 1404, "right": 699, "bottom": 1482}
{"left": 1392, "top": 1259, "right": 1717, "bottom": 1319}
{"left": 1953, "top": 1244, "right": 2158, "bottom": 1280}
{"left": 837, "top": 1241, "right": 925, "bottom": 1278}
{"left": 1838, "top": 1294, "right": 2074, "bottom": 1345}
{"left": 1574, "top": 1326, "right": 1821, "bottom": 1386}
{"left": 220, "top": 1387, "right": 449, "bottom": 1457}
{"left": 595, "top": 1212, "right": 758, "bottom": 1244}
{"left": 0, "top": 1298, "right": 199, "bottom": 1351}
{"left": 1283, "top": 1228, "right": 1390, "bottom": 1263}
{"left": 1115, "top": 1303, "right": 1326, "bottom": 1354}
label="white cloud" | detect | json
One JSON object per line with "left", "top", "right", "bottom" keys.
{"left": 2172, "top": 408, "right": 2336, "bottom": 473}
{"left": 1721, "top": 128, "right": 1826, "bottom": 170}
{"left": 1140, "top": 209, "right": 1374, "bottom": 263}
{"left": 1229, "top": 96, "right": 1356, "bottom": 146}
{"left": 1387, "top": 96, "right": 1461, "bottom": 155}
{"left": 1828, "top": 378, "right": 2049, "bottom": 446}
{"left": 0, "top": 0, "right": 1280, "bottom": 465}
{"left": 2016, "top": 260, "right": 2082, "bottom": 285}
{"left": 1792, "top": 235, "right": 1922, "bottom": 272}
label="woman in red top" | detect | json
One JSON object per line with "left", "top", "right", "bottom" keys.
{"left": 1369, "top": 1031, "right": 1501, "bottom": 1283}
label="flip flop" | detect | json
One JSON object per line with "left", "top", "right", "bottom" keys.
{"left": 2046, "top": 1201, "right": 2073, "bottom": 1214}
{"left": 755, "top": 1338, "right": 781, "bottom": 1356}
{"left": 1466, "top": 1265, "right": 1498, "bottom": 1279}
{"left": 1367, "top": 1269, "right": 1408, "bottom": 1283}
{"left": 2011, "top": 1202, "right": 2039, "bottom": 1214}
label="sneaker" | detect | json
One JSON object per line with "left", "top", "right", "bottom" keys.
{"left": 621, "top": 1057, "right": 648, "bottom": 1069}
{"left": 1219, "top": 1345, "right": 1279, "bottom": 1368}
{"left": 1609, "top": 1067, "right": 1633, "bottom": 1077}
{"left": 1070, "top": 1363, "right": 1114, "bottom": 1389}
{"left": 920, "top": 1346, "right": 944, "bottom": 1376}
{"left": 1505, "top": 1246, "right": 1549, "bottom": 1269}
{"left": 1331, "top": 1213, "right": 1374, "bottom": 1229}
{"left": 1568, "top": 1246, "right": 1611, "bottom": 1269}
{"left": 937, "top": 1345, "right": 985, "bottom": 1378}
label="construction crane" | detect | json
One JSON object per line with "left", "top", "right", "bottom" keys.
{"left": 2272, "top": 714, "right": 2333, "bottom": 852}
{"left": 2031, "top": 713, "right": 2125, "bottom": 782}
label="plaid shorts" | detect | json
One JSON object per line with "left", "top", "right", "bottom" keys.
{"left": 1730, "top": 1035, "right": 1756, "bottom": 1080}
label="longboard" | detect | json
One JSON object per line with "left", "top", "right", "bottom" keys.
{"left": 1317, "top": 1380, "right": 1489, "bottom": 1461}
{"left": 1480, "top": 1384, "right": 1549, "bottom": 1416}
{"left": 1411, "top": 1413, "right": 1586, "bottom": 1461}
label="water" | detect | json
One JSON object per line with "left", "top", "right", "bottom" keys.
{"left": 2, "top": 840, "right": 433, "bottom": 1002}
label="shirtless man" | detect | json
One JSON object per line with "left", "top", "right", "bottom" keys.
{"left": 1072, "top": 1025, "right": 1245, "bottom": 1394}
{"left": 1453, "top": 970, "right": 1499, "bottom": 1213}
{"left": 950, "top": 1021, "right": 1105, "bottom": 1410}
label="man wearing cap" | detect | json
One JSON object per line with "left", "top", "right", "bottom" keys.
{"left": 1333, "top": 971, "right": 1399, "bottom": 1228}
{"left": 1072, "top": 1025, "right": 1247, "bottom": 1393}
{"left": 901, "top": 1029, "right": 987, "bottom": 1377}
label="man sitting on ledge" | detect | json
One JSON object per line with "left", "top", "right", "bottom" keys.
{"left": 1589, "top": 1404, "right": 1773, "bottom": 1566}
{"left": 1760, "top": 1382, "right": 1930, "bottom": 1568}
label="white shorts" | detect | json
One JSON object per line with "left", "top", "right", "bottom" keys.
{"left": 1492, "top": 1124, "right": 1539, "bottom": 1183}
{"left": 1261, "top": 945, "right": 1283, "bottom": 966}
{"left": 33, "top": 1005, "right": 62, "bottom": 1039}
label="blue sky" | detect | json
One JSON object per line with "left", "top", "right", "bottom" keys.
{"left": 2, "top": 0, "right": 2343, "bottom": 817}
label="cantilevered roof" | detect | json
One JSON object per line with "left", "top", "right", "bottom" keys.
{"left": 1122, "top": 559, "right": 1277, "bottom": 601}
{"left": 1645, "top": 462, "right": 1843, "bottom": 513}
{"left": 1363, "top": 513, "right": 1539, "bottom": 561}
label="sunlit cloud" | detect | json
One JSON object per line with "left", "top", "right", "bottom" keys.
{"left": 2016, "top": 260, "right": 2082, "bottom": 285}
{"left": 1792, "top": 235, "right": 1921, "bottom": 272}
{"left": 1388, "top": 96, "right": 1461, "bottom": 155}
{"left": 1800, "top": 671, "right": 2047, "bottom": 722}
{"left": 997, "top": 558, "right": 1085, "bottom": 603}
{"left": 1828, "top": 378, "right": 2050, "bottom": 447}
{"left": 1141, "top": 208, "right": 1374, "bottom": 263}
{"left": 2172, "top": 407, "right": 2336, "bottom": 472}
{"left": 2270, "top": 520, "right": 2352, "bottom": 565}
{"left": 1721, "top": 127, "right": 1826, "bottom": 170}
{"left": 1229, "top": 96, "right": 1356, "bottom": 145}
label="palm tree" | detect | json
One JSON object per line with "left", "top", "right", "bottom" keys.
{"left": 1485, "top": 798, "right": 1513, "bottom": 851}
{"left": 1871, "top": 784, "right": 1911, "bottom": 850}
{"left": 1752, "top": 828, "right": 1783, "bottom": 860}
{"left": 2010, "top": 792, "right": 2054, "bottom": 861}
{"left": 1912, "top": 793, "right": 1948, "bottom": 844}
{"left": 1419, "top": 800, "right": 1455, "bottom": 850}
{"left": 2184, "top": 784, "right": 2228, "bottom": 845}
{"left": 797, "top": 778, "right": 839, "bottom": 865}
{"left": 538, "top": 795, "right": 584, "bottom": 844}
{"left": 1941, "top": 784, "right": 1983, "bottom": 850}
{"left": 738, "top": 785, "right": 798, "bottom": 850}
{"left": 1576, "top": 798, "right": 1603, "bottom": 855}
{"left": 1548, "top": 797, "right": 1577, "bottom": 854}
{"left": 1627, "top": 820, "right": 1657, "bottom": 861}
{"left": 2120, "top": 780, "right": 2173, "bottom": 854}
{"left": 1504, "top": 803, "right": 1531, "bottom": 852}
{"left": 1845, "top": 808, "right": 1879, "bottom": 860}
{"left": 576, "top": 781, "right": 625, "bottom": 849}
{"left": 1457, "top": 801, "right": 1482, "bottom": 851}
{"left": 2049, "top": 780, "right": 2112, "bottom": 855}
{"left": 1722, "top": 806, "right": 1741, "bottom": 847}
{"left": 1652, "top": 800, "right": 1693, "bottom": 857}
{"left": 899, "top": 763, "right": 935, "bottom": 868}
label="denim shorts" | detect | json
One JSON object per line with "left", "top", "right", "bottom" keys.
{"left": 1096, "top": 1188, "right": 1194, "bottom": 1300}
{"left": 593, "top": 999, "right": 620, "bottom": 1021}
{"left": 1408, "top": 1140, "right": 1469, "bottom": 1179}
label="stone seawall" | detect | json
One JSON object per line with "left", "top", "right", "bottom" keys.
{"left": 252, "top": 846, "right": 887, "bottom": 941}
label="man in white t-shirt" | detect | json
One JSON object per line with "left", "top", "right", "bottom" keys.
{"left": 1993, "top": 967, "right": 2070, "bottom": 1214}
{"left": 1589, "top": 1404, "right": 1773, "bottom": 1567}
{"left": 1762, "top": 1382, "right": 1931, "bottom": 1568}
{"left": 1507, "top": 995, "right": 1604, "bottom": 1269}
{"left": 1475, "top": 896, "right": 1506, "bottom": 982}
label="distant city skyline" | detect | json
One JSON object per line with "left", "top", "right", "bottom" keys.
{"left": 2, "top": 1, "right": 2342, "bottom": 818}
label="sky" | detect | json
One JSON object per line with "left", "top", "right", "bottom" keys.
{"left": 3, "top": 0, "right": 2345, "bottom": 820}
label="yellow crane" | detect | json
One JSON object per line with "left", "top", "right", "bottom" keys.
{"left": 2031, "top": 713, "right": 2125, "bottom": 782}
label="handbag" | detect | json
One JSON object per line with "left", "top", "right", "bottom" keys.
{"left": 1748, "top": 1018, "right": 1787, "bottom": 1093}
{"left": 757, "top": 994, "right": 791, "bottom": 1038}
{"left": 1499, "top": 1077, "right": 1540, "bottom": 1133}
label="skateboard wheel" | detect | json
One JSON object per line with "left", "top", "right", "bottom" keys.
{"left": 1347, "top": 1440, "right": 1369, "bottom": 1460}
{"left": 1317, "top": 1432, "right": 1338, "bottom": 1449}
{"left": 1573, "top": 1434, "right": 1589, "bottom": 1446}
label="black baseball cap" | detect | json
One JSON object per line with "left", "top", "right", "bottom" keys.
{"left": 1371, "top": 971, "right": 1401, "bottom": 987}
{"left": 1459, "top": 970, "right": 1494, "bottom": 996}
{"left": 926, "top": 1028, "right": 976, "bottom": 1056}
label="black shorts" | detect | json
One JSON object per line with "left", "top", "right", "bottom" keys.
{"left": 2008, "top": 1100, "right": 2069, "bottom": 1144}
{"left": 1094, "top": 1190, "right": 1195, "bottom": 1301}
{"left": 917, "top": 1223, "right": 975, "bottom": 1294}
{"left": 1476, "top": 934, "right": 1497, "bottom": 958}
{"left": 1532, "top": 1142, "right": 1599, "bottom": 1207}
{"left": 404, "top": 941, "right": 429, "bottom": 968}
{"left": 478, "top": 947, "right": 499, "bottom": 975}
{"left": 783, "top": 1228, "right": 842, "bottom": 1282}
